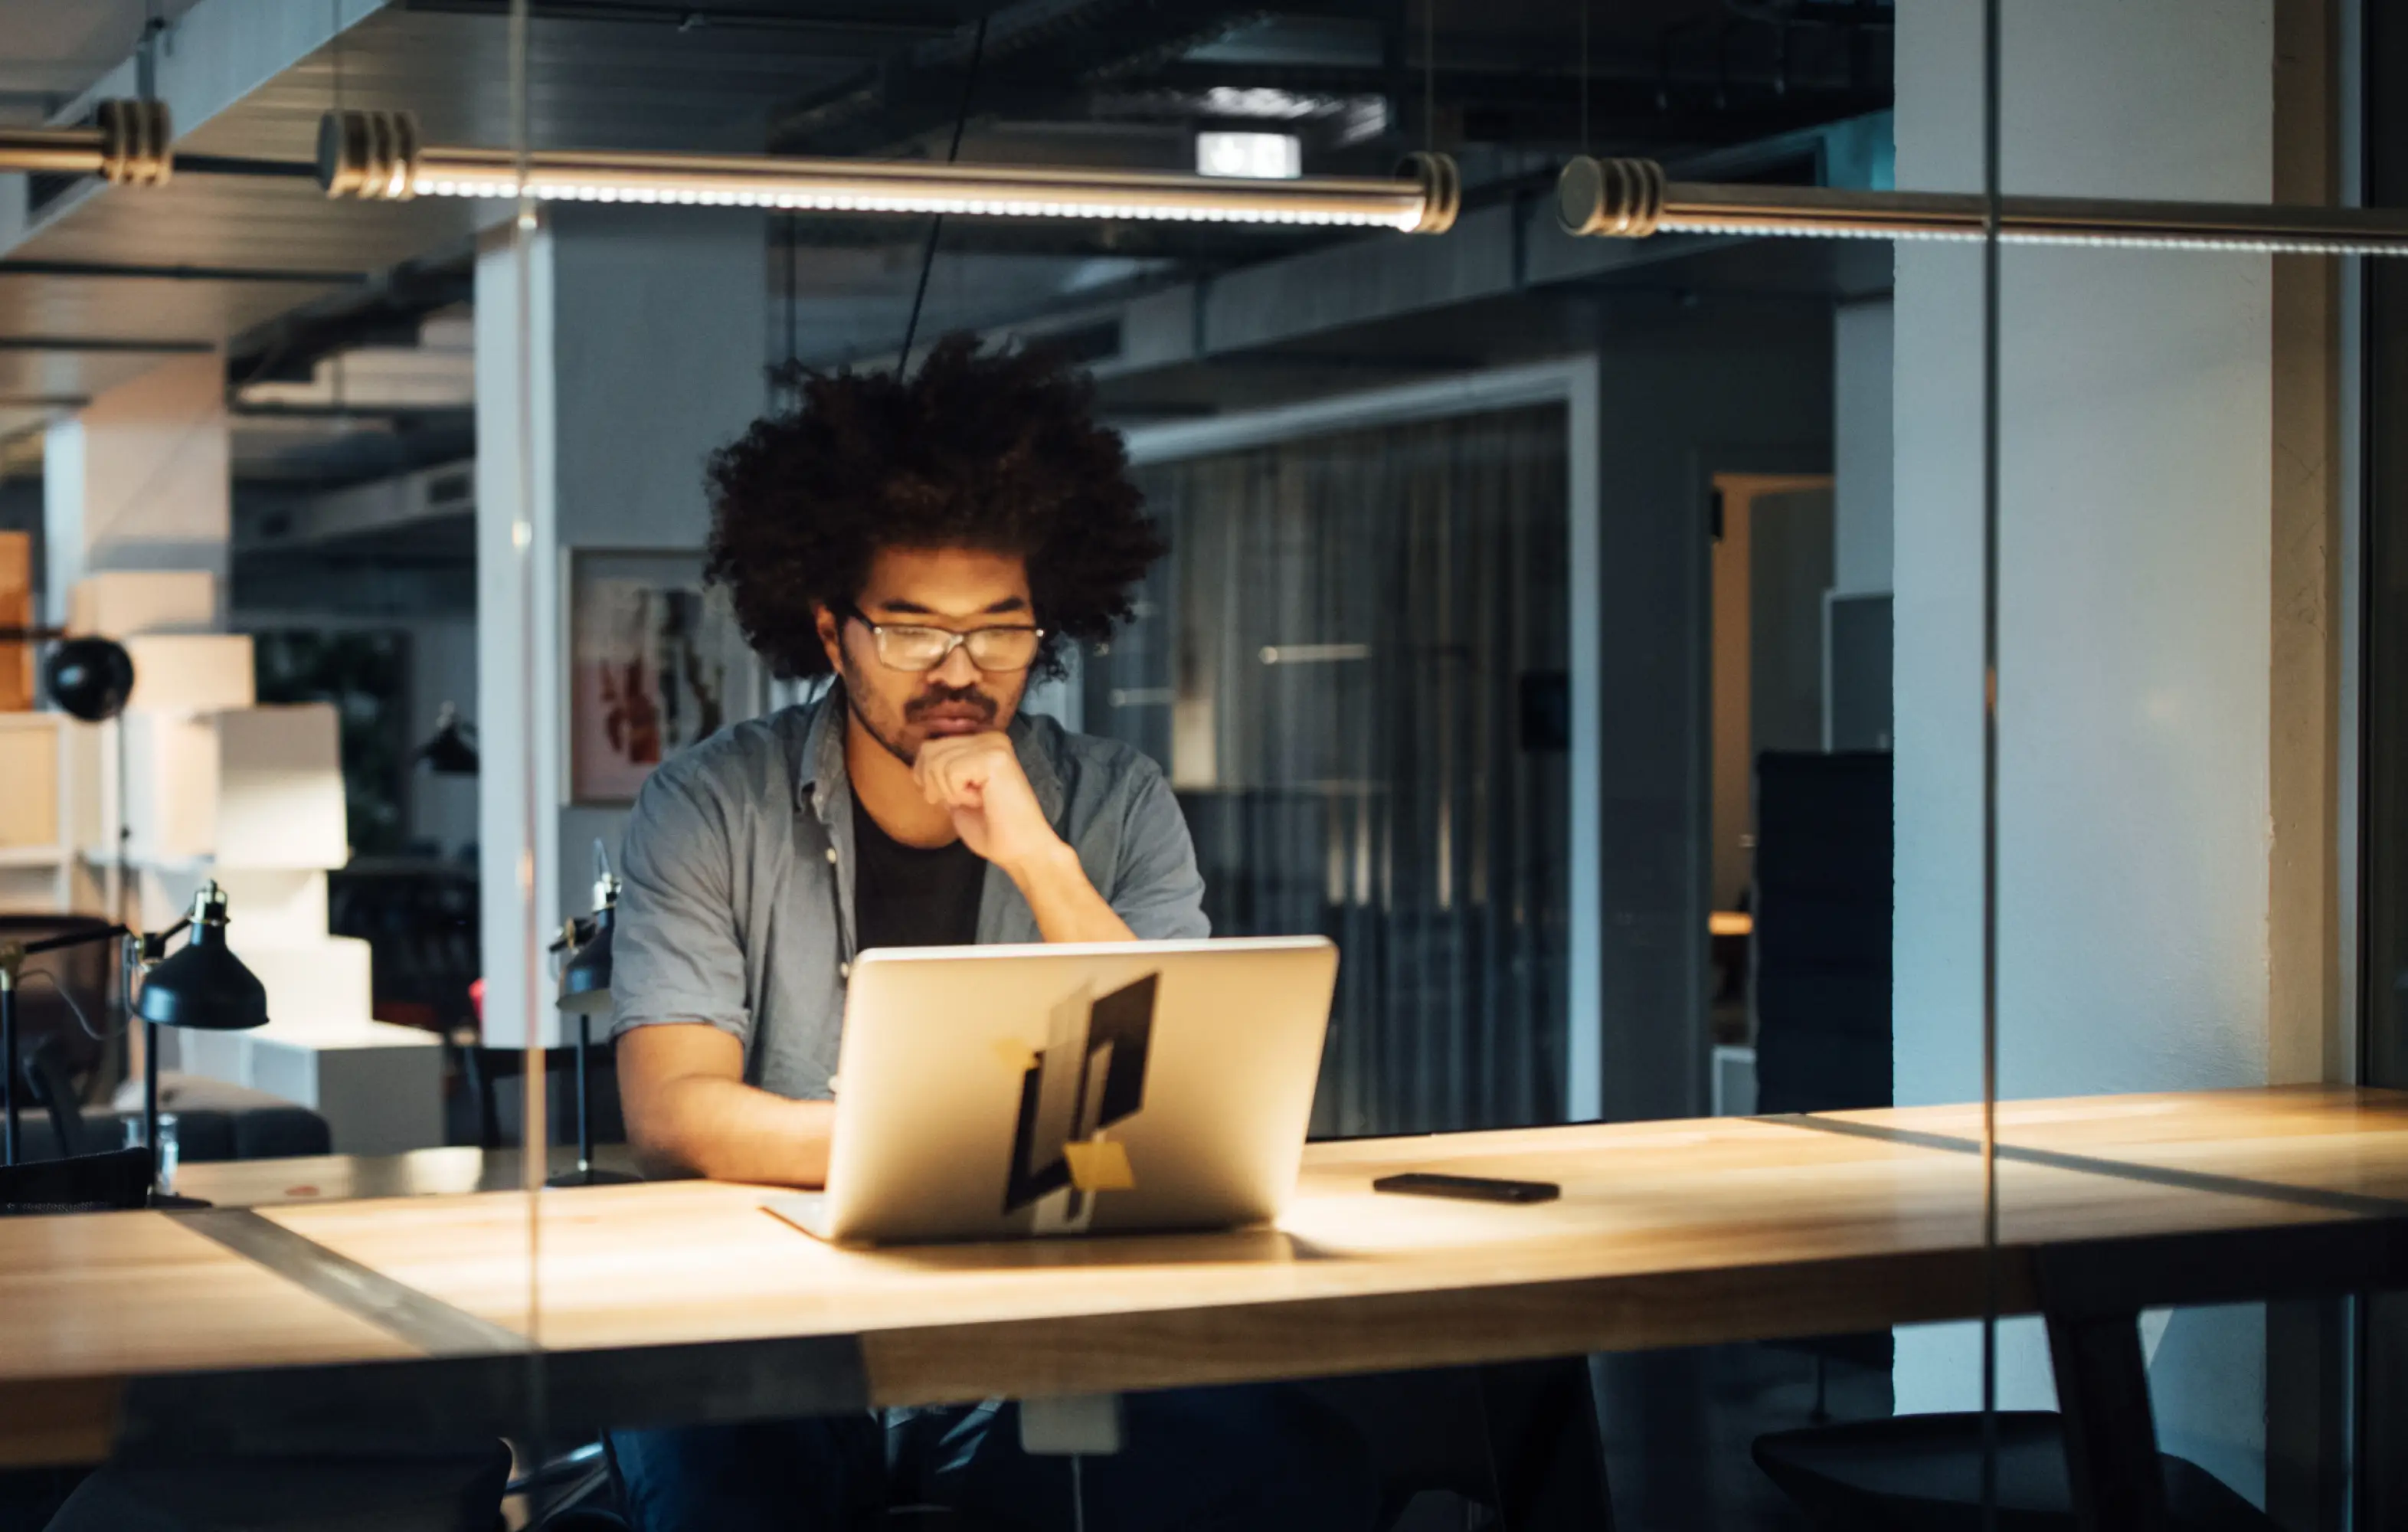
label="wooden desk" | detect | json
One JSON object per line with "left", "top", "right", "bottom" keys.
{"left": 6, "top": 1086, "right": 2404, "bottom": 1529}
{"left": 175, "top": 1144, "right": 643, "bottom": 1210}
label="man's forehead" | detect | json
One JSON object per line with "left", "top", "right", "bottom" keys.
{"left": 858, "top": 546, "right": 1031, "bottom": 614}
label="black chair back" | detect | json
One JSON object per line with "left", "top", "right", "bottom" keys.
{"left": 1752, "top": 751, "right": 1894, "bottom": 1115}
{"left": 0, "top": 1147, "right": 152, "bottom": 1216}
{"left": 0, "top": 915, "right": 116, "bottom": 1090}
{"left": 21, "top": 1036, "right": 92, "bottom": 1157}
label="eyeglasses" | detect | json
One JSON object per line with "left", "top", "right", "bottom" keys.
{"left": 840, "top": 605, "right": 1046, "bottom": 673}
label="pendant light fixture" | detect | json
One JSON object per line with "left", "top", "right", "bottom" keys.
{"left": 0, "top": 100, "right": 171, "bottom": 185}
{"left": 316, "top": 109, "right": 1461, "bottom": 233}
{"left": 1556, "top": 155, "right": 2408, "bottom": 257}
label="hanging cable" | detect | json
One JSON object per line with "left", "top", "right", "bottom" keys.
{"left": 17, "top": 968, "right": 115, "bottom": 1043}
{"left": 1422, "top": 0, "right": 1436, "bottom": 153}
{"left": 1579, "top": 0, "right": 1592, "bottom": 155}
{"left": 898, "top": 15, "right": 990, "bottom": 374}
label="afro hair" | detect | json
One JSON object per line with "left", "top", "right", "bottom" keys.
{"left": 703, "top": 332, "right": 1166, "bottom": 682}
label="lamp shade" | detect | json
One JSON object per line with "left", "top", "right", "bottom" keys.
{"left": 136, "top": 892, "right": 268, "bottom": 1033}
{"left": 558, "top": 905, "right": 613, "bottom": 1016}
{"left": 43, "top": 637, "right": 135, "bottom": 722}
{"left": 414, "top": 702, "right": 479, "bottom": 775}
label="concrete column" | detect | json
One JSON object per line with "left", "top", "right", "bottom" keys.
{"left": 1833, "top": 296, "right": 1894, "bottom": 600}
{"left": 43, "top": 353, "right": 231, "bottom": 626}
{"left": 473, "top": 208, "right": 768, "bottom": 1048}
{"left": 1891, "top": 0, "right": 2289, "bottom": 1501}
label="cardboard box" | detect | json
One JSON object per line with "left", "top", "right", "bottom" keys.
{"left": 0, "top": 714, "right": 59, "bottom": 849}
{"left": 170, "top": 1017, "right": 443, "bottom": 1155}
{"left": 122, "top": 633, "right": 256, "bottom": 714}
{"left": 68, "top": 570, "right": 214, "bottom": 637}
{"left": 235, "top": 934, "right": 374, "bottom": 1027}
{"left": 139, "top": 866, "right": 328, "bottom": 944}
{"left": 214, "top": 704, "right": 347, "bottom": 869}
{"left": 0, "top": 532, "right": 30, "bottom": 712}
{"left": 120, "top": 712, "right": 218, "bottom": 863}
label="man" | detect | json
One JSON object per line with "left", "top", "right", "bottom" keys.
{"left": 605, "top": 335, "right": 1372, "bottom": 1532}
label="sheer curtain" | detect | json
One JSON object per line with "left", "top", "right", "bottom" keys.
{"left": 1090, "top": 404, "right": 1570, "bottom": 1136}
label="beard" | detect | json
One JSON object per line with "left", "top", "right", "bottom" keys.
{"left": 838, "top": 661, "right": 1000, "bottom": 766}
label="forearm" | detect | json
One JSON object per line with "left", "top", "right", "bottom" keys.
{"left": 630, "top": 1072, "right": 836, "bottom": 1187}
{"left": 1006, "top": 840, "right": 1137, "bottom": 944}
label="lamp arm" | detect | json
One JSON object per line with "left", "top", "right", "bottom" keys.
{"left": 136, "top": 916, "right": 194, "bottom": 966}
{"left": 15, "top": 921, "right": 136, "bottom": 961}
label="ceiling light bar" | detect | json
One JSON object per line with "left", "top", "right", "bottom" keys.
{"left": 0, "top": 101, "right": 172, "bottom": 186}
{"left": 318, "top": 110, "right": 1460, "bottom": 233}
{"left": 1556, "top": 155, "right": 2408, "bottom": 257}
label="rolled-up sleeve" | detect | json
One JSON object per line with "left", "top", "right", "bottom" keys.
{"left": 610, "top": 769, "right": 753, "bottom": 1046}
{"left": 1111, "top": 764, "right": 1211, "bottom": 941}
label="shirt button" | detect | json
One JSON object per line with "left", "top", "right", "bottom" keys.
{"left": 838, "top": 961, "right": 851, "bottom": 980}
{"left": 824, "top": 846, "right": 838, "bottom": 865}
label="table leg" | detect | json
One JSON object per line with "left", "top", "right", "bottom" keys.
{"left": 2043, "top": 1306, "right": 2167, "bottom": 1532}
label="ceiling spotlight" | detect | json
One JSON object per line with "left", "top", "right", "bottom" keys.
{"left": 1197, "top": 132, "right": 1303, "bottom": 181}
{"left": 319, "top": 110, "right": 1459, "bottom": 234}
{"left": 1556, "top": 155, "right": 2408, "bottom": 257}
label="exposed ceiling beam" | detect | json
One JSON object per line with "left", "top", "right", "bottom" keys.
{"left": 0, "top": 260, "right": 370, "bottom": 285}
{"left": 768, "top": 1, "right": 1278, "bottom": 155}
{"left": 0, "top": 336, "right": 216, "bottom": 353}
{"left": 395, "top": 1, "right": 961, "bottom": 36}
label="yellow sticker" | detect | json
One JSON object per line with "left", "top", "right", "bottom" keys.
{"left": 991, "top": 1039, "right": 1038, "bottom": 1074}
{"left": 1062, "top": 1138, "right": 1135, "bottom": 1193}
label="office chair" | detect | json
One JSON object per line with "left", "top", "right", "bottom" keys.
{"left": 40, "top": 1442, "right": 515, "bottom": 1532}
{"left": 0, "top": 1146, "right": 151, "bottom": 1216}
{"left": 21, "top": 1037, "right": 93, "bottom": 1159}
{"left": 1753, "top": 1412, "right": 2275, "bottom": 1531}
{"left": 1300, "top": 1360, "right": 1615, "bottom": 1530}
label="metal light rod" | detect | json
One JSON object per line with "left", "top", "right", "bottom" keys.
{"left": 1557, "top": 155, "right": 2408, "bottom": 257}
{"left": 317, "top": 109, "right": 1460, "bottom": 233}
{"left": 0, "top": 102, "right": 172, "bottom": 186}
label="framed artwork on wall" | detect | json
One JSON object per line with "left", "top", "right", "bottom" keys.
{"left": 565, "top": 549, "right": 762, "bottom": 805}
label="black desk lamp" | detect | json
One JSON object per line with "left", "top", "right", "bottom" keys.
{"left": 551, "top": 843, "right": 636, "bottom": 1187}
{"left": 0, "top": 882, "right": 268, "bottom": 1170}
{"left": 413, "top": 702, "right": 479, "bottom": 775}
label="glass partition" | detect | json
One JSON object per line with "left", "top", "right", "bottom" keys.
{"left": 46, "top": 0, "right": 2408, "bottom": 1524}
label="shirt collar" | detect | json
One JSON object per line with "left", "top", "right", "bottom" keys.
{"left": 797, "top": 684, "right": 1066, "bottom": 827}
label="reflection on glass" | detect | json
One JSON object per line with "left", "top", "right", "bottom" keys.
{"left": 1089, "top": 408, "right": 1569, "bottom": 1136}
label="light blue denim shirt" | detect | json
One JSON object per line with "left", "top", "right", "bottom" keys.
{"left": 608, "top": 689, "right": 1209, "bottom": 1102}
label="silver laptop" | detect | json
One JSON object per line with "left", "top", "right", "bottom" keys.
{"left": 764, "top": 937, "right": 1337, "bottom": 1246}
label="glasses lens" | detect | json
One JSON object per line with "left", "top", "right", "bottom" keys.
{"left": 965, "top": 627, "right": 1042, "bottom": 672}
{"left": 874, "top": 624, "right": 955, "bottom": 671}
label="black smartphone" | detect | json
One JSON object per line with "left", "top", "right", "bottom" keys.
{"left": 1372, "top": 1172, "right": 1561, "bottom": 1205}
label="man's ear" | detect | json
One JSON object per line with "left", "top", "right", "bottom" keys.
{"left": 815, "top": 604, "right": 843, "bottom": 670}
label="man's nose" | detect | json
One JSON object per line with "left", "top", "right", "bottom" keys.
{"left": 931, "top": 642, "right": 982, "bottom": 688}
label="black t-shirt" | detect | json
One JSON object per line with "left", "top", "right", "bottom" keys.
{"left": 851, "top": 797, "right": 986, "bottom": 952}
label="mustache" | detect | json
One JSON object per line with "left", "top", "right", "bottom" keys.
{"left": 905, "top": 684, "right": 999, "bottom": 723}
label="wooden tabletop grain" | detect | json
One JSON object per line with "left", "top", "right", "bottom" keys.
{"left": 2, "top": 1086, "right": 2402, "bottom": 1464}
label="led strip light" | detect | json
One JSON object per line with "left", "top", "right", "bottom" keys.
{"left": 1556, "top": 155, "right": 2408, "bottom": 257}
{"left": 316, "top": 110, "right": 1461, "bottom": 233}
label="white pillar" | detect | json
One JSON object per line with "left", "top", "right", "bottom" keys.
{"left": 43, "top": 354, "right": 231, "bottom": 626}
{"left": 1891, "top": 0, "right": 2280, "bottom": 1501}
{"left": 473, "top": 208, "right": 767, "bottom": 1048}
